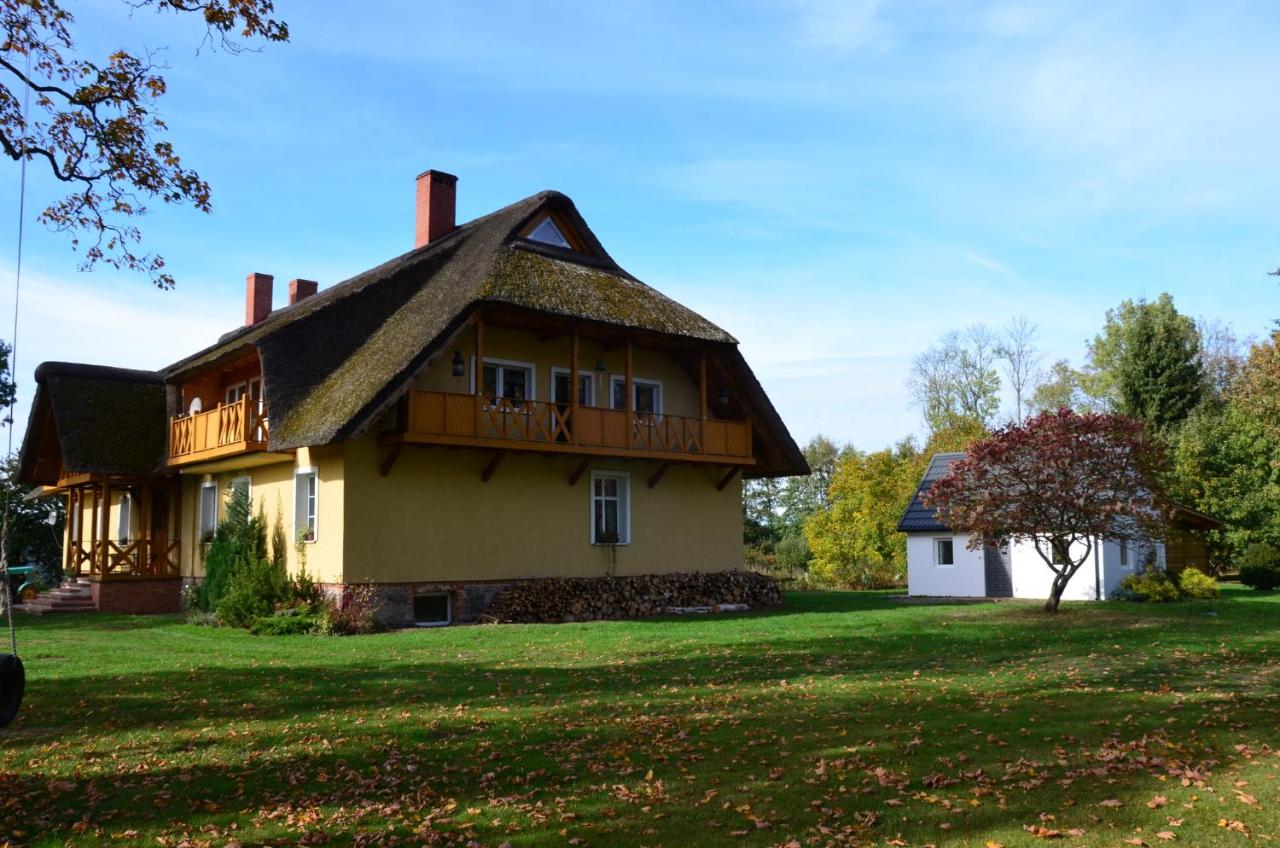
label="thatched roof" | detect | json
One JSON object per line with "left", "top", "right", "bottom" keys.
{"left": 18, "top": 362, "right": 167, "bottom": 484}
{"left": 162, "top": 189, "right": 806, "bottom": 476}
{"left": 20, "top": 189, "right": 807, "bottom": 480}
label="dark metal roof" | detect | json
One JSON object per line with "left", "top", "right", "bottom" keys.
{"left": 897, "top": 452, "right": 964, "bottom": 533}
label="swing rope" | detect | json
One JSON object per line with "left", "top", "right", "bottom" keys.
{"left": 2, "top": 44, "right": 33, "bottom": 658}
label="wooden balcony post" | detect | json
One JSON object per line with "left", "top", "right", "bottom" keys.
{"left": 570, "top": 329, "right": 580, "bottom": 445}
{"left": 474, "top": 309, "right": 485, "bottom": 435}
{"left": 625, "top": 335, "right": 634, "bottom": 449}
{"left": 699, "top": 351, "right": 708, "bottom": 453}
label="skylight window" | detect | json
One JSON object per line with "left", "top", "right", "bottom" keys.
{"left": 527, "top": 217, "right": 572, "bottom": 249}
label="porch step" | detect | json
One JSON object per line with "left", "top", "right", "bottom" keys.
{"left": 18, "top": 580, "right": 96, "bottom": 615}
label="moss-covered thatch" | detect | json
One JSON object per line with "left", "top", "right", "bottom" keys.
{"left": 18, "top": 363, "right": 167, "bottom": 484}
{"left": 23, "top": 189, "right": 806, "bottom": 480}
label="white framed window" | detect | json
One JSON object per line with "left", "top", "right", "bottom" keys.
{"left": 935, "top": 538, "right": 954, "bottom": 566}
{"left": 471, "top": 357, "right": 537, "bottom": 404}
{"left": 229, "top": 476, "right": 252, "bottom": 510}
{"left": 526, "top": 216, "right": 572, "bottom": 249}
{"left": 117, "top": 492, "right": 134, "bottom": 543}
{"left": 590, "top": 470, "right": 631, "bottom": 545}
{"left": 224, "top": 377, "right": 262, "bottom": 406}
{"left": 294, "top": 467, "right": 318, "bottom": 543}
{"left": 1119, "top": 539, "right": 1131, "bottom": 569}
{"left": 610, "top": 376, "right": 663, "bottom": 415}
{"left": 551, "top": 367, "right": 595, "bottom": 407}
{"left": 198, "top": 481, "right": 218, "bottom": 540}
{"left": 413, "top": 593, "right": 452, "bottom": 627}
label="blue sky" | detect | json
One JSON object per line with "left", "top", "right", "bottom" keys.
{"left": 3, "top": 0, "right": 1279, "bottom": 451}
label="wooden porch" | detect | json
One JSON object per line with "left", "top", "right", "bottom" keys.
{"left": 168, "top": 395, "right": 269, "bottom": 467}
{"left": 60, "top": 475, "right": 181, "bottom": 580}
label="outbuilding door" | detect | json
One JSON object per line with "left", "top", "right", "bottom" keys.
{"left": 983, "top": 538, "right": 1013, "bottom": 598}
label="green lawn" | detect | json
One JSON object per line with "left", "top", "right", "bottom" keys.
{"left": 2, "top": 588, "right": 1278, "bottom": 847}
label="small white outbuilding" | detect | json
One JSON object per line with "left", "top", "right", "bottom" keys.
{"left": 898, "top": 453, "right": 1170, "bottom": 601}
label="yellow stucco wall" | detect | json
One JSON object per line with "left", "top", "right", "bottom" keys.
{"left": 177, "top": 445, "right": 346, "bottom": 583}
{"left": 340, "top": 430, "right": 743, "bottom": 583}
{"left": 419, "top": 325, "right": 701, "bottom": 418}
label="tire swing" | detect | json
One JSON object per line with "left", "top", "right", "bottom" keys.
{"left": 0, "top": 563, "right": 22, "bottom": 729}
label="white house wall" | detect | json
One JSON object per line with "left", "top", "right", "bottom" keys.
{"left": 1009, "top": 537, "right": 1101, "bottom": 601}
{"left": 907, "top": 533, "right": 986, "bottom": 597}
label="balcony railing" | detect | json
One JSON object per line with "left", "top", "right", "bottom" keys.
{"left": 66, "top": 539, "right": 181, "bottom": 580}
{"left": 169, "top": 395, "right": 269, "bottom": 466}
{"left": 396, "top": 390, "right": 753, "bottom": 463}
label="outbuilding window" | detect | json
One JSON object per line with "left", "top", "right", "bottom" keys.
{"left": 591, "top": 471, "right": 630, "bottom": 545}
{"left": 935, "top": 538, "right": 954, "bottom": 566}
{"left": 413, "top": 593, "right": 452, "bottom": 627}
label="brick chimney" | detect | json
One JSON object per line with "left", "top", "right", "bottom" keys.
{"left": 245, "top": 272, "right": 273, "bottom": 326}
{"left": 289, "top": 278, "right": 318, "bottom": 305}
{"left": 415, "top": 169, "right": 458, "bottom": 248}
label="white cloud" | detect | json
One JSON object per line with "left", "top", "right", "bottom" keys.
{"left": 1, "top": 264, "right": 237, "bottom": 449}
{"left": 785, "top": 0, "right": 889, "bottom": 51}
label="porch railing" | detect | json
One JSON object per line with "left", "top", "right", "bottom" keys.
{"left": 405, "top": 390, "right": 752, "bottom": 460}
{"left": 169, "top": 396, "right": 268, "bottom": 464}
{"left": 66, "top": 539, "right": 182, "bottom": 579}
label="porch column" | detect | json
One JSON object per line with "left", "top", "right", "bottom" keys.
{"left": 139, "top": 485, "right": 152, "bottom": 575}
{"left": 89, "top": 485, "right": 99, "bottom": 577}
{"left": 97, "top": 481, "right": 110, "bottom": 577}
{"left": 63, "top": 491, "right": 75, "bottom": 575}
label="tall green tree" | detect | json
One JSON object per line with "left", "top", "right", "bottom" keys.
{"left": 778, "top": 435, "right": 845, "bottom": 531}
{"left": 1084, "top": 295, "right": 1204, "bottom": 432}
{"left": 1172, "top": 403, "right": 1280, "bottom": 566}
{"left": 1116, "top": 299, "right": 1203, "bottom": 431}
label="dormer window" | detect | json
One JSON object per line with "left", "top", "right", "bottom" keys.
{"left": 527, "top": 216, "right": 572, "bottom": 248}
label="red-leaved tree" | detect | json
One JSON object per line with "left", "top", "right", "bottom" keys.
{"left": 924, "top": 408, "right": 1169, "bottom": 612}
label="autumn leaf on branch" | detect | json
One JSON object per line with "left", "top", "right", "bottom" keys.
{"left": 0, "top": 0, "right": 288, "bottom": 288}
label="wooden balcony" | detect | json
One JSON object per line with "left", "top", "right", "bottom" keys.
{"left": 169, "top": 396, "right": 269, "bottom": 467}
{"left": 384, "top": 390, "right": 754, "bottom": 465}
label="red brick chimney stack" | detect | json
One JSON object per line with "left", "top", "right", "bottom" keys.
{"left": 289, "top": 278, "right": 318, "bottom": 305}
{"left": 245, "top": 272, "right": 273, "bottom": 326}
{"left": 415, "top": 170, "right": 458, "bottom": 248}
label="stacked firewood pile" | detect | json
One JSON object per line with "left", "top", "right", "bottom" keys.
{"left": 486, "top": 571, "right": 781, "bottom": 623}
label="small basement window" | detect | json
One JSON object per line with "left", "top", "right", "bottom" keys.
{"left": 414, "top": 593, "right": 452, "bottom": 627}
{"left": 935, "top": 538, "right": 954, "bottom": 566}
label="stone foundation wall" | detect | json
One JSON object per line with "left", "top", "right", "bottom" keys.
{"left": 92, "top": 579, "right": 183, "bottom": 615}
{"left": 327, "top": 571, "right": 779, "bottom": 628}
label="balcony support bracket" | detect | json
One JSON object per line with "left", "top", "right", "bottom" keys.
{"left": 380, "top": 443, "right": 404, "bottom": 478}
{"left": 648, "top": 462, "right": 673, "bottom": 489}
{"left": 568, "top": 457, "right": 592, "bottom": 487}
{"left": 481, "top": 450, "right": 506, "bottom": 483}
{"left": 716, "top": 466, "right": 741, "bottom": 492}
